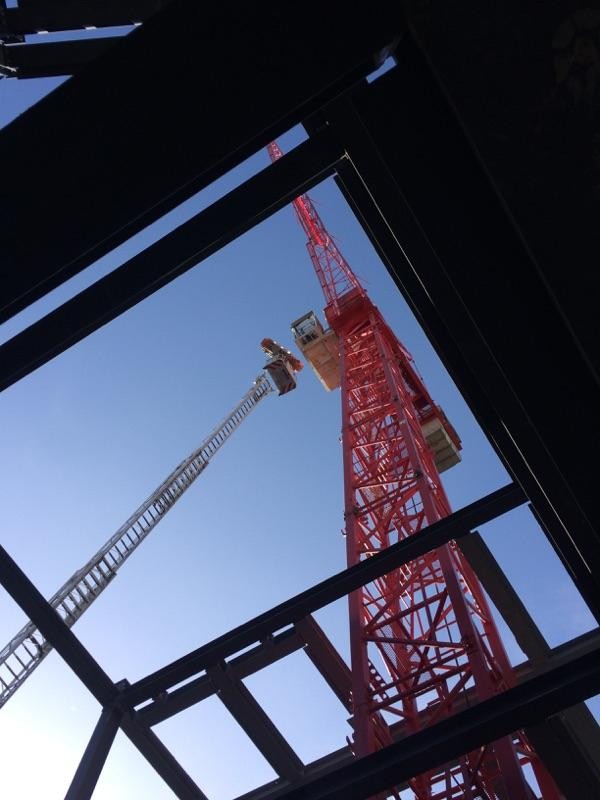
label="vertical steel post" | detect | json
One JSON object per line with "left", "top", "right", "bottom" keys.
{"left": 64, "top": 707, "right": 120, "bottom": 800}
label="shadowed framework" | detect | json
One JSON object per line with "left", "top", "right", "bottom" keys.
{"left": 0, "top": 2, "right": 599, "bottom": 798}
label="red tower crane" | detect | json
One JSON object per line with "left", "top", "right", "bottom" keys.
{"left": 268, "top": 142, "right": 560, "bottom": 800}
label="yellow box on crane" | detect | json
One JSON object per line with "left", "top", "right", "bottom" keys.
{"left": 291, "top": 311, "right": 341, "bottom": 391}
{"left": 421, "top": 415, "right": 461, "bottom": 473}
{"left": 291, "top": 311, "right": 461, "bottom": 473}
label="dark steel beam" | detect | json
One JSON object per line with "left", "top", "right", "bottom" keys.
{"left": 404, "top": 4, "right": 599, "bottom": 385}
{"left": 0, "top": 134, "right": 341, "bottom": 393}
{"left": 0, "top": 0, "right": 400, "bottom": 323}
{"left": 519, "top": 629, "right": 600, "bottom": 680}
{"left": 123, "top": 483, "right": 525, "bottom": 707}
{"left": 121, "top": 717, "right": 209, "bottom": 800}
{"left": 459, "top": 532, "right": 600, "bottom": 796}
{"left": 140, "top": 627, "right": 304, "bottom": 727}
{"left": 0, "top": 544, "right": 116, "bottom": 706}
{"left": 238, "top": 646, "right": 600, "bottom": 800}
{"left": 235, "top": 630, "right": 600, "bottom": 800}
{"left": 525, "top": 703, "right": 600, "bottom": 800}
{"left": 139, "top": 538, "right": 599, "bottom": 798}
{"left": 295, "top": 617, "right": 351, "bottom": 712}
{"left": 209, "top": 664, "right": 304, "bottom": 781}
{"left": 321, "top": 53, "right": 600, "bottom": 619}
{"left": 326, "top": 62, "right": 600, "bottom": 784}
{"left": 1, "top": 1, "right": 165, "bottom": 34}
{"left": 459, "top": 531, "right": 550, "bottom": 663}
{"left": 526, "top": 704, "right": 600, "bottom": 799}
{"left": 65, "top": 707, "right": 121, "bottom": 800}
{"left": 0, "top": 543, "right": 207, "bottom": 798}
{"left": 1, "top": 38, "right": 119, "bottom": 79}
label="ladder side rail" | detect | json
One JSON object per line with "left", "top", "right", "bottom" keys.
{"left": 0, "top": 375, "right": 272, "bottom": 709}
{"left": 49, "top": 373, "right": 272, "bottom": 602}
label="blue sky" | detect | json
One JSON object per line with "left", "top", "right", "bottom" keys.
{"left": 0, "top": 68, "right": 597, "bottom": 799}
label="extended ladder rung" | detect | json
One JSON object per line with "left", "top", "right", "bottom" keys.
{"left": 97, "top": 558, "right": 112, "bottom": 576}
{"left": 58, "top": 602, "right": 73, "bottom": 619}
{"left": 4, "top": 662, "right": 19, "bottom": 679}
{"left": 12, "top": 652, "right": 27, "bottom": 670}
{"left": 21, "top": 641, "right": 36, "bottom": 659}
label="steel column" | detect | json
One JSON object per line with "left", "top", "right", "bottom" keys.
{"left": 64, "top": 707, "right": 121, "bottom": 800}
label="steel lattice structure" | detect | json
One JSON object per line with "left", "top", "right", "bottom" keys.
{"left": 268, "top": 141, "right": 559, "bottom": 799}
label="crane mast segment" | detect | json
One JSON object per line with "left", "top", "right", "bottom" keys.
{"left": 271, "top": 138, "right": 559, "bottom": 798}
{"left": 0, "top": 371, "right": 276, "bottom": 709}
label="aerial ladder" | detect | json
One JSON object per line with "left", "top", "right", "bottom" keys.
{"left": 268, "top": 141, "right": 561, "bottom": 800}
{"left": 0, "top": 345, "right": 301, "bottom": 709}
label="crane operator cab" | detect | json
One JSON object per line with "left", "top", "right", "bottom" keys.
{"left": 260, "top": 338, "right": 303, "bottom": 395}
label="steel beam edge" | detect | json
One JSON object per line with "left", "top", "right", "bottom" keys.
{"left": 0, "top": 544, "right": 116, "bottom": 706}
{"left": 1, "top": 0, "right": 401, "bottom": 322}
{"left": 139, "top": 626, "right": 304, "bottom": 727}
{"left": 65, "top": 707, "right": 121, "bottom": 800}
{"left": 208, "top": 664, "right": 304, "bottom": 781}
{"left": 459, "top": 530, "right": 600, "bottom": 797}
{"left": 233, "top": 629, "right": 600, "bottom": 800}
{"left": 122, "top": 482, "right": 525, "bottom": 707}
{"left": 0, "top": 133, "right": 342, "bottom": 394}
{"left": 121, "top": 715, "right": 209, "bottom": 800}
{"left": 251, "top": 646, "right": 600, "bottom": 800}
{"left": 2, "top": 37, "right": 120, "bottom": 79}
{"left": 1, "top": 1, "right": 165, "bottom": 35}
{"left": 0, "top": 543, "right": 208, "bottom": 798}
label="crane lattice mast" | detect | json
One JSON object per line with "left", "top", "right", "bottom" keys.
{"left": 268, "top": 141, "right": 559, "bottom": 800}
{"left": 0, "top": 358, "right": 300, "bottom": 709}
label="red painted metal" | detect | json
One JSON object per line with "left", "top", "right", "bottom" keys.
{"left": 268, "top": 142, "right": 560, "bottom": 800}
